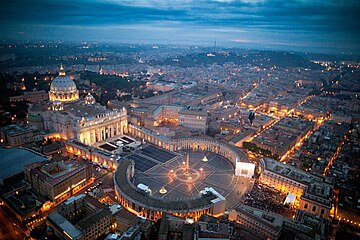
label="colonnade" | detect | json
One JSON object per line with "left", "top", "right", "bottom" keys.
{"left": 115, "top": 187, "right": 212, "bottom": 221}
{"left": 128, "top": 124, "right": 248, "bottom": 165}
{"left": 115, "top": 124, "right": 250, "bottom": 221}
{"left": 114, "top": 160, "right": 214, "bottom": 221}
{"left": 65, "top": 139, "right": 117, "bottom": 170}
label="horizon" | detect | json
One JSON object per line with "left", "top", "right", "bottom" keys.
{"left": 0, "top": 39, "right": 359, "bottom": 60}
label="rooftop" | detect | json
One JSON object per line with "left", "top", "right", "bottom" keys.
{"left": 77, "top": 208, "right": 112, "bottom": 229}
{"left": 180, "top": 109, "right": 208, "bottom": 116}
{"left": 0, "top": 147, "right": 48, "bottom": 181}
{"left": 0, "top": 124, "right": 37, "bottom": 136}
{"left": 295, "top": 210, "right": 330, "bottom": 239}
{"left": 301, "top": 182, "right": 333, "bottom": 208}
{"left": 236, "top": 205, "right": 283, "bottom": 233}
{"left": 261, "top": 158, "right": 323, "bottom": 186}
{"left": 30, "top": 96, "right": 125, "bottom": 121}
{"left": 47, "top": 212, "right": 82, "bottom": 240}
{"left": 3, "top": 189, "right": 43, "bottom": 216}
{"left": 25, "top": 160, "right": 87, "bottom": 186}
{"left": 63, "top": 101, "right": 110, "bottom": 118}
{"left": 114, "top": 208, "right": 139, "bottom": 224}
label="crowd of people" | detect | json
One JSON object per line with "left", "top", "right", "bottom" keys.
{"left": 243, "top": 183, "right": 294, "bottom": 218}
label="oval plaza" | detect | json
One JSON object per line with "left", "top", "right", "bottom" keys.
{"left": 113, "top": 124, "right": 255, "bottom": 221}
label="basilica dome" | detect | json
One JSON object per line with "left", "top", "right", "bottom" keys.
{"left": 49, "top": 65, "right": 79, "bottom": 103}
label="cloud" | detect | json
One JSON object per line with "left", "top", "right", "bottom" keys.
{"left": 232, "top": 38, "right": 307, "bottom": 47}
{"left": 0, "top": 0, "right": 359, "bottom": 54}
{"left": 1, "top": 0, "right": 358, "bottom": 31}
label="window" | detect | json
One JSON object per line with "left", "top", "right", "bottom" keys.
{"left": 312, "top": 206, "right": 316, "bottom": 212}
{"left": 321, "top": 209, "right": 325, "bottom": 215}
{"left": 304, "top": 203, "right": 308, "bottom": 209}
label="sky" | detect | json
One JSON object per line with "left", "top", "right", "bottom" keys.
{"left": 0, "top": 0, "right": 359, "bottom": 54}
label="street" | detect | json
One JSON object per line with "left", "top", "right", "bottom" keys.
{"left": 0, "top": 209, "right": 26, "bottom": 240}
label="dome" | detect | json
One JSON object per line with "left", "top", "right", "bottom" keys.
{"left": 50, "top": 75, "right": 77, "bottom": 92}
{"left": 49, "top": 65, "right": 79, "bottom": 103}
{"left": 84, "top": 92, "right": 96, "bottom": 105}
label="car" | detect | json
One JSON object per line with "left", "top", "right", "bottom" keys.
{"left": 99, "top": 181, "right": 103, "bottom": 185}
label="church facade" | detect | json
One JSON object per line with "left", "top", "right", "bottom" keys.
{"left": 28, "top": 66, "right": 127, "bottom": 145}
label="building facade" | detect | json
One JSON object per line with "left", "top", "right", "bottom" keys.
{"left": 0, "top": 124, "right": 43, "bottom": 146}
{"left": 24, "top": 160, "right": 92, "bottom": 204}
{"left": 298, "top": 181, "right": 333, "bottom": 219}
{"left": 259, "top": 158, "right": 333, "bottom": 218}
{"left": 235, "top": 205, "right": 283, "bottom": 240}
{"left": 231, "top": 205, "right": 330, "bottom": 240}
{"left": 9, "top": 90, "right": 49, "bottom": 103}
{"left": 64, "top": 139, "right": 119, "bottom": 170}
{"left": 179, "top": 109, "right": 208, "bottom": 133}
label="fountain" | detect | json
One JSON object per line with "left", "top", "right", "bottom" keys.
{"left": 159, "top": 187, "right": 167, "bottom": 194}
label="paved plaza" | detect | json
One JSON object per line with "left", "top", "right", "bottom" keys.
{"left": 128, "top": 145, "right": 253, "bottom": 209}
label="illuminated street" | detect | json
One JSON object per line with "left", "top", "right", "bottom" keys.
{"left": 323, "top": 133, "right": 348, "bottom": 176}
{"left": 0, "top": 209, "right": 26, "bottom": 240}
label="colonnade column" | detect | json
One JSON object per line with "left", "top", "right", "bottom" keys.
{"left": 92, "top": 129, "right": 96, "bottom": 143}
{"left": 87, "top": 131, "right": 91, "bottom": 145}
{"left": 111, "top": 125, "right": 114, "bottom": 137}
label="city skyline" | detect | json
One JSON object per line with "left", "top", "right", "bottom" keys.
{"left": 1, "top": 0, "right": 360, "bottom": 55}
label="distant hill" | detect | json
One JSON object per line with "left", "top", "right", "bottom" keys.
{"left": 150, "top": 50, "right": 322, "bottom": 69}
{"left": 299, "top": 52, "right": 360, "bottom": 62}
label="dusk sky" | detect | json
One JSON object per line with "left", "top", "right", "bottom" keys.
{"left": 1, "top": 0, "right": 359, "bottom": 54}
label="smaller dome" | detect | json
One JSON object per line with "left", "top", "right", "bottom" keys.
{"left": 84, "top": 93, "right": 96, "bottom": 105}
